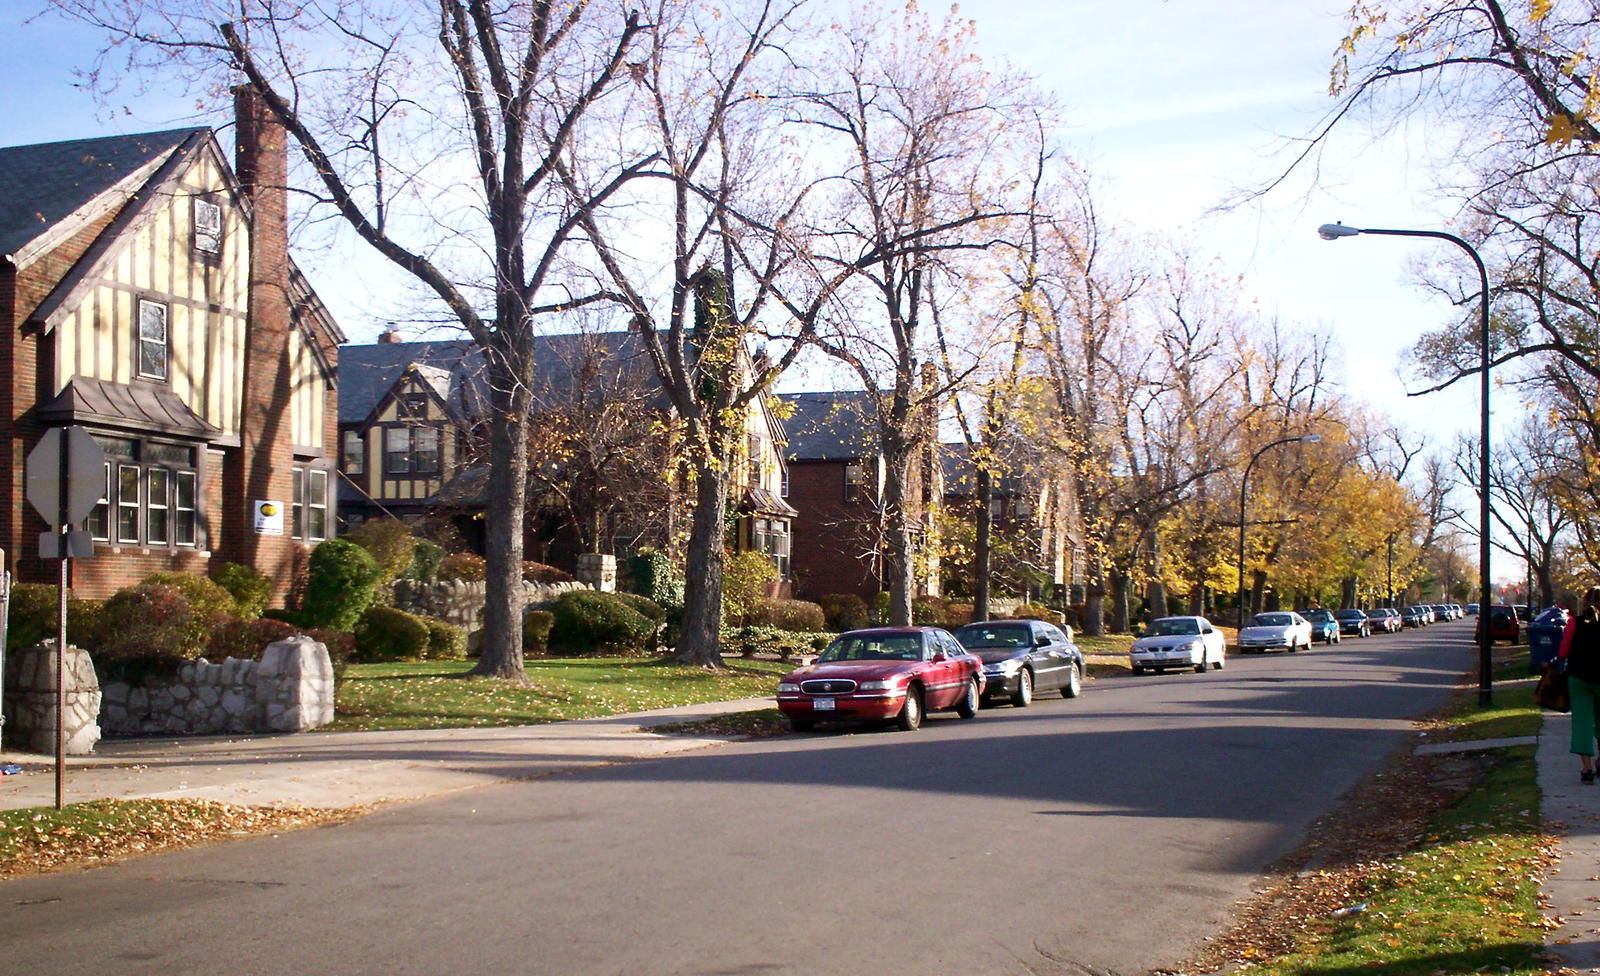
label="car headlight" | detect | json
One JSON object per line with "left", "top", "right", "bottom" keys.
{"left": 1182, "top": 640, "right": 1203, "bottom": 651}
{"left": 986, "top": 659, "right": 1022, "bottom": 675}
{"left": 777, "top": 682, "right": 801, "bottom": 693}
{"left": 858, "top": 679, "right": 904, "bottom": 693}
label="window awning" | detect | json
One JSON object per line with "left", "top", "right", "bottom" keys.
{"left": 36, "top": 376, "right": 221, "bottom": 441}
{"left": 739, "top": 486, "right": 798, "bottom": 518}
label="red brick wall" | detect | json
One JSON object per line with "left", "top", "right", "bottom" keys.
{"left": 785, "top": 459, "right": 883, "bottom": 600}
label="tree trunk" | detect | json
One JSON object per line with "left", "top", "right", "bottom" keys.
{"left": 881, "top": 445, "right": 916, "bottom": 626}
{"left": 1250, "top": 569, "right": 1267, "bottom": 617}
{"left": 1147, "top": 580, "right": 1168, "bottom": 619}
{"left": 1083, "top": 572, "right": 1106, "bottom": 637}
{"left": 1187, "top": 584, "right": 1204, "bottom": 616}
{"left": 674, "top": 457, "right": 728, "bottom": 668}
{"left": 973, "top": 466, "right": 992, "bottom": 623}
{"left": 470, "top": 343, "right": 530, "bottom": 682}
{"left": 1109, "top": 569, "right": 1130, "bottom": 634}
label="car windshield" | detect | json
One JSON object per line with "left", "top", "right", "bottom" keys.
{"left": 1149, "top": 618, "right": 1200, "bottom": 636}
{"left": 1534, "top": 608, "right": 1568, "bottom": 625}
{"left": 1303, "top": 610, "right": 1333, "bottom": 621}
{"left": 817, "top": 634, "right": 923, "bottom": 662}
{"left": 955, "top": 625, "right": 1030, "bottom": 649}
{"left": 1336, "top": 610, "right": 1364, "bottom": 619}
{"left": 1251, "top": 613, "right": 1294, "bottom": 627}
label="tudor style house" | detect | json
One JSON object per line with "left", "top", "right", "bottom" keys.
{"left": 779, "top": 389, "right": 941, "bottom": 602}
{"left": 0, "top": 89, "right": 343, "bottom": 599}
{"left": 940, "top": 441, "right": 1081, "bottom": 604}
{"left": 336, "top": 329, "right": 796, "bottom": 583}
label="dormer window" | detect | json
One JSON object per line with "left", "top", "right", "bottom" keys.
{"left": 193, "top": 198, "right": 223, "bottom": 256}
{"left": 137, "top": 300, "right": 168, "bottom": 381}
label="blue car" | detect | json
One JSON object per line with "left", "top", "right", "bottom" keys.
{"left": 1299, "top": 608, "right": 1341, "bottom": 645}
{"left": 1528, "top": 607, "right": 1569, "bottom": 672}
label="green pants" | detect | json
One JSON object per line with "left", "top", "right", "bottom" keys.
{"left": 1572, "top": 675, "right": 1600, "bottom": 757}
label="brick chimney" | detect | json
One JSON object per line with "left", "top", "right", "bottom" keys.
{"left": 226, "top": 84, "right": 297, "bottom": 594}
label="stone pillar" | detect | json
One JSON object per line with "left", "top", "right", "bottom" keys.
{"left": 255, "top": 636, "right": 334, "bottom": 732}
{"left": 1, "top": 642, "right": 101, "bottom": 754}
{"left": 576, "top": 554, "right": 617, "bottom": 592}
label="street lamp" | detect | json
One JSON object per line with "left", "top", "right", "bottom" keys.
{"left": 1317, "top": 221, "right": 1494, "bottom": 707}
{"left": 1237, "top": 433, "right": 1322, "bottom": 631}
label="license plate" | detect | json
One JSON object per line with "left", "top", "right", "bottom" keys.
{"left": 812, "top": 698, "right": 835, "bottom": 711}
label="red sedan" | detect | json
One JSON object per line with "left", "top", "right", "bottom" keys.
{"left": 776, "top": 627, "right": 985, "bottom": 732}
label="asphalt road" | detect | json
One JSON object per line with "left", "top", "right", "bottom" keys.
{"left": 3, "top": 621, "right": 1476, "bottom": 976}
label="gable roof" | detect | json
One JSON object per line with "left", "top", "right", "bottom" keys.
{"left": 0, "top": 128, "right": 205, "bottom": 262}
{"left": 778, "top": 391, "right": 879, "bottom": 461}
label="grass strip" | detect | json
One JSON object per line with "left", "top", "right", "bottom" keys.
{"left": 0, "top": 799, "right": 350, "bottom": 877}
{"left": 326, "top": 657, "right": 788, "bottom": 732}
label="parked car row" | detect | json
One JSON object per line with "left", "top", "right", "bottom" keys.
{"left": 776, "top": 620, "right": 1085, "bottom": 732}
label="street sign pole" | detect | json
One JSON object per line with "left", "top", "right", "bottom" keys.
{"left": 55, "top": 434, "right": 69, "bottom": 810}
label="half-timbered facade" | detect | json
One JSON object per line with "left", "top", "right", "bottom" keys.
{"left": 0, "top": 89, "right": 343, "bottom": 598}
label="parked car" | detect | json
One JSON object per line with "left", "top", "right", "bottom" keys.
{"left": 954, "top": 619, "right": 1083, "bottom": 708}
{"left": 1399, "top": 605, "right": 1428, "bottom": 628}
{"left": 1475, "top": 605, "right": 1522, "bottom": 645}
{"left": 1237, "top": 611, "right": 1314, "bottom": 653}
{"left": 1334, "top": 608, "right": 1372, "bottom": 638}
{"left": 776, "top": 627, "right": 984, "bottom": 732}
{"left": 1130, "top": 616, "right": 1227, "bottom": 674}
{"left": 1527, "top": 606, "right": 1570, "bottom": 672}
{"left": 1466, "top": 602, "right": 1480, "bottom": 615}
{"left": 1405, "top": 605, "right": 1433, "bottom": 626}
{"left": 1433, "top": 604, "right": 1457, "bottom": 622}
{"left": 1300, "top": 608, "right": 1342, "bottom": 645}
{"left": 1367, "top": 608, "right": 1402, "bottom": 634}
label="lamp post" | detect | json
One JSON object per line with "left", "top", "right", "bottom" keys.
{"left": 1237, "top": 433, "right": 1322, "bottom": 631}
{"left": 1317, "top": 221, "right": 1494, "bottom": 707}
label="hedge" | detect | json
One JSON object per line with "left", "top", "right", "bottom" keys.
{"left": 437, "top": 551, "right": 486, "bottom": 582}
{"left": 422, "top": 615, "right": 467, "bottom": 660}
{"left": 96, "top": 583, "right": 197, "bottom": 664}
{"left": 816, "top": 593, "right": 870, "bottom": 631}
{"left": 301, "top": 539, "right": 381, "bottom": 631}
{"left": 208, "top": 616, "right": 298, "bottom": 661}
{"left": 548, "top": 590, "right": 657, "bottom": 656}
{"left": 353, "top": 605, "right": 431, "bottom": 662}
{"left": 142, "top": 572, "right": 239, "bottom": 656}
{"left": 523, "top": 610, "right": 555, "bottom": 654}
{"left": 747, "top": 598, "right": 827, "bottom": 632}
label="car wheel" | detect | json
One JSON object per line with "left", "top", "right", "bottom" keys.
{"left": 1011, "top": 668, "right": 1034, "bottom": 708}
{"left": 1288, "top": 639, "right": 1299, "bottom": 653}
{"left": 896, "top": 686, "right": 924, "bottom": 731}
{"left": 1213, "top": 651, "right": 1225, "bottom": 671}
{"left": 1062, "top": 661, "right": 1082, "bottom": 698}
{"left": 1194, "top": 653, "right": 1208, "bottom": 674}
{"left": 1131, "top": 664, "right": 1145, "bottom": 675}
{"left": 789, "top": 719, "right": 816, "bottom": 733}
{"left": 957, "top": 678, "right": 979, "bottom": 719}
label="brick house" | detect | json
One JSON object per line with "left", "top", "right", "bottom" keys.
{"left": 779, "top": 390, "right": 941, "bottom": 602}
{"left": 0, "top": 89, "right": 343, "bottom": 600}
{"left": 336, "top": 330, "right": 796, "bottom": 582}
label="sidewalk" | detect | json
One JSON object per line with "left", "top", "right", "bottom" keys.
{"left": 1542, "top": 709, "right": 1600, "bottom": 973}
{"left": 0, "top": 696, "right": 775, "bottom": 811}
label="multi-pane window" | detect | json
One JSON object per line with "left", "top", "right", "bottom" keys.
{"left": 844, "top": 461, "right": 866, "bottom": 503}
{"left": 193, "top": 198, "right": 223, "bottom": 256}
{"left": 87, "top": 438, "right": 198, "bottom": 548}
{"left": 752, "top": 517, "right": 791, "bottom": 580}
{"left": 747, "top": 433, "right": 763, "bottom": 488}
{"left": 342, "top": 429, "right": 364, "bottom": 475}
{"left": 137, "top": 300, "right": 169, "bottom": 381}
{"left": 385, "top": 427, "right": 412, "bottom": 474}
{"left": 384, "top": 426, "right": 440, "bottom": 476}
{"left": 293, "top": 466, "right": 329, "bottom": 542}
{"left": 412, "top": 427, "right": 440, "bottom": 475}
{"left": 780, "top": 464, "right": 790, "bottom": 498}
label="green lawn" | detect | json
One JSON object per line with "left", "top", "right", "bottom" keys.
{"left": 325, "top": 657, "right": 790, "bottom": 732}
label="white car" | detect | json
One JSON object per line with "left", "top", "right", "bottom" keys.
{"left": 1237, "top": 611, "right": 1314, "bottom": 653}
{"left": 1131, "top": 616, "right": 1227, "bottom": 674}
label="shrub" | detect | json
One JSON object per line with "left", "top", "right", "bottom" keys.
{"left": 627, "top": 548, "right": 684, "bottom": 609}
{"left": 548, "top": 590, "right": 656, "bottom": 656}
{"left": 67, "top": 598, "right": 106, "bottom": 652}
{"left": 96, "top": 583, "right": 197, "bottom": 663}
{"left": 942, "top": 603, "right": 975, "bottom": 629}
{"left": 748, "top": 598, "right": 827, "bottom": 632}
{"left": 142, "top": 572, "right": 239, "bottom": 654}
{"left": 409, "top": 538, "right": 445, "bottom": 582}
{"left": 438, "top": 551, "right": 487, "bottom": 582}
{"left": 523, "top": 610, "right": 555, "bottom": 654}
{"left": 1012, "top": 602, "right": 1065, "bottom": 625}
{"left": 815, "top": 593, "right": 870, "bottom": 631}
{"left": 912, "top": 595, "right": 947, "bottom": 626}
{"left": 9, "top": 583, "right": 60, "bottom": 651}
{"left": 262, "top": 607, "right": 307, "bottom": 627}
{"left": 301, "top": 539, "right": 381, "bottom": 630}
{"left": 212, "top": 562, "right": 273, "bottom": 620}
{"left": 609, "top": 592, "right": 666, "bottom": 625}
{"left": 306, "top": 628, "right": 356, "bottom": 685}
{"left": 208, "top": 616, "right": 298, "bottom": 661}
{"left": 719, "top": 624, "right": 834, "bottom": 662}
{"left": 353, "top": 605, "right": 431, "bottom": 662}
{"left": 343, "top": 518, "right": 417, "bottom": 587}
{"left": 421, "top": 616, "right": 467, "bottom": 660}
{"left": 872, "top": 591, "right": 891, "bottom": 624}
{"left": 722, "top": 550, "right": 778, "bottom": 625}
{"left": 522, "top": 561, "right": 575, "bottom": 584}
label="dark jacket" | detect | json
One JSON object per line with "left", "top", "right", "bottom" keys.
{"left": 1559, "top": 612, "right": 1600, "bottom": 684}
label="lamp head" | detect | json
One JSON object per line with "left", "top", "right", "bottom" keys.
{"left": 1318, "top": 222, "right": 1361, "bottom": 241}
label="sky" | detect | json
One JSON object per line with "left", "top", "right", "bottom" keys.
{"left": 0, "top": 2, "right": 1515, "bottom": 580}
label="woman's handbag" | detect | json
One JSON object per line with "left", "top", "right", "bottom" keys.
{"left": 1537, "top": 660, "right": 1571, "bottom": 713}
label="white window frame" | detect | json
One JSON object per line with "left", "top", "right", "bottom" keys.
{"left": 146, "top": 467, "right": 171, "bottom": 546}
{"left": 307, "top": 468, "right": 328, "bottom": 541}
{"left": 137, "top": 299, "right": 169, "bottom": 381}
{"left": 385, "top": 427, "right": 412, "bottom": 474}
{"left": 411, "top": 426, "right": 440, "bottom": 475}
{"left": 116, "top": 464, "right": 141, "bottom": 544}
{"left": 174, "top": 470, "right": 198, "bottom": 547}
{"left": 343, "top": 429, "right": 364, "bottom": 475}
{"left": 193, "top": 198, "right": 223, "bottom": 256}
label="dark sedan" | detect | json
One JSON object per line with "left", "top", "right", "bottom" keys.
{"left": 1334, "top": 608, "right": 1371, "bottom": 638}
{"left": 1300, "top": 608, "right": 1342, "bottom": 645}
{"left": 954, "top": 619, "right": 1083, "bottom": 707}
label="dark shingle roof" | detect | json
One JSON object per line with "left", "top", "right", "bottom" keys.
{"left": 940, "top": 441, "right": 1029, "bottom": 497}
{"left": 0, "top": 129, "right": 203, "bottom": 259}
{"left": 778, "top": 391, "right": 879, "bottom": 461}
{"left": 337, "top": 331, "right": 667, "bottom": 425}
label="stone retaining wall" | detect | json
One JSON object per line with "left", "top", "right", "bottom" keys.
{"left": 2, "top": 642, "right": 102, "bottom": 754}
{"left": 98, "top": 636, "right": 335, "bottom": 737}
{"left": 390, "top": 578, "right": 587, "bottom": 632}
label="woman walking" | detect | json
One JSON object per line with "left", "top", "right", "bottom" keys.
{"left": 1560, "top": 586, "right": 1600, "bottom": 783}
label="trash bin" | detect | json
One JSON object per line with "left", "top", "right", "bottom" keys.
{"left": 1527, "top": 607, "right": 1569, "bottom": 673}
